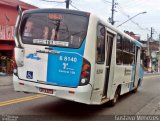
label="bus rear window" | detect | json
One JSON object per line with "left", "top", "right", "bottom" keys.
{"left": 20, "top": 12, "right": 89, "bottom": 48}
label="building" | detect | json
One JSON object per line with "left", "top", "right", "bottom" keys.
{"left": 140, "top": 40, "right": 160, "bottom": 72}
{"left": 124, "top": 31, "right": 141, "bottom": 41}
{"left": 124, "top": 30, "right": 160, "bottom": 72}
{"left": 0, "top": 0, "right": 37, "bottom": 75}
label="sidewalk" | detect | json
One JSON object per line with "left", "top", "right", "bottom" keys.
{"left": 136, "top": 96, "right": 160, "bottom": 115}
{"left": 137, "top": 72, "right": 160, "bottom": 115}
{"left": 0, "top": 75, "right": 13, "bottom": 86}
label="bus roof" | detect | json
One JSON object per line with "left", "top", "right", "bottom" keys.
{"left": 91, "top": 14, "right": 143, "bottom": 47}
{"left": 23, "top": 8, "right": 90, "bottom": 18}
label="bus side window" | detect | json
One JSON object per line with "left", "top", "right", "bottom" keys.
{"left": 96, "top": 24, "right": 105, "bottom": 64}
{"left": 116, "top": 34, "right": 123, "bottom": 65}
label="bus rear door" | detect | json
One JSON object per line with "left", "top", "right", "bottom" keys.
{"left": 91, "top": 24, "right": 115, "bottom": 104}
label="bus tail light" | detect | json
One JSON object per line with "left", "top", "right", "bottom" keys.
{"left": 14, "top": 48, "right": 24, "bottom": 67}
{"left": 13, "top": 61, "right": 18, "bottom": 76}
{"left": 79, "top": 59, "right": 91, "bottom": 86}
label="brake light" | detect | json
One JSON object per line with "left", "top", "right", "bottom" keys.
{"left": 79, "top": 58, "right": 91, "bottom": 86}
{"left": 13, "top": 61, "right": 18, "bottom": 76}
{"left": 81, "top": 71, "right": 88, "bottom": 77}
{"left": 13, "top": 61, "right": 17, "bottom": 69}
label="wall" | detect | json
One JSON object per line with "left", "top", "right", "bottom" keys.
{"left": 0, "top": 4, "right": 17, "bottom": 41}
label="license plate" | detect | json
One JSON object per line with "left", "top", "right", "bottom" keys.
{"left": 39, "top": 88, "right": 54, "bottom": 94}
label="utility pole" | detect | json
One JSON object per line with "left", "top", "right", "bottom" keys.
{"left": 147, "top": 34, "right": 150, "bottom": 56}
{"left": 111, "top": 0, "right": 116, "bottom": 25}
{"left": 150, "top": 27, "right": 153, "bottom": 58}
{"left": 151, "top": 27, "right": 154, "bottom": 41}
{"left": 147, "top": 33, "right": 152, "bottom": 72}
{"left": 66, "top": 0, "right": 70, "bottom": 9}
{"left": 109, "top": 0, "right": 117, "bottom": 25}
{"left": 158, "top": 34, "right": 160, "bottom": 72}
{"left": 159, "top": 34, "right": 160, "bottom": 49}
{"left": 148, "top": 27, "right": 154, "bottom": 72}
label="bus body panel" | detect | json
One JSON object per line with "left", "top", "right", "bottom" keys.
{"left": 18, "top": 44, "right": 48, "bottom": 83}
{"left": 113, "top": 65, "right": 133, "bottom": 95}
{"left": 47, "top": 51, "right": 83, "bottom": 87}
{"left": 46, "top": 40, "right": 85, "bottom": 87}
{"left": 13, "top": 74, "right": 92, "bottom": 104}
{"left": 83, "top": 15, "right": 104, "bottom": 104}
{"left": 106, "top": 31, "right": 116, "bottom": 100}
{"left": 134, "top": 48, "right": 141, "bottom": 87}
{"left": 17, "top": 43, "right": 85, "bottom": 87}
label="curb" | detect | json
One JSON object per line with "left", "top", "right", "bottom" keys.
{"left": 144, "top": 73, "right": 160, "bottom": 77}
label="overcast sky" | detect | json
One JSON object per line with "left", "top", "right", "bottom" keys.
{"left": 20, "top": 0, "right": 160, "bottom": 40}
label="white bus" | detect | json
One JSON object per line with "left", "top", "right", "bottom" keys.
{"left": 13, "top": 8, "right": 144, "bottom": 105}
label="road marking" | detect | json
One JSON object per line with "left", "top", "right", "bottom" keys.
{"left": 0, "top": 94, "right": 46, "bottom": 107}
{"left": 144, "top": 75, "right": 160, "bottom": 79}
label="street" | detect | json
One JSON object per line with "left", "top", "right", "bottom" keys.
{"left": 0, "top": 75, "right": 160, "bottom": 120}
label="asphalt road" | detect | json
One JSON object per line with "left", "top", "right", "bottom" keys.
{"left": 0, "top": 75, "right": 160, "bottom": 120}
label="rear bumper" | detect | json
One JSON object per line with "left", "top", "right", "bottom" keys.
{"left": 13, "top": 75, "right": 92, "bottom": 104}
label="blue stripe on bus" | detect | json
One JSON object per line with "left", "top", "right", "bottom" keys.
{"left": 139, "top": 65, "right": 144, "bottom": 86}
{"left": 129, "top": 64, "right": 144, "bottom": 91}
{"left": 135, "top": 42, "right": 142, "bottom": 48}
{"left": 129, "top": 64, "right": 136, "bottom": 91}
{"left": 46, "top": 39, "right": 86, "bottom": 87}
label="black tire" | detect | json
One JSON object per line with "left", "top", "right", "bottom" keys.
{"left": 132, "top": 86, "right": 138, "bottom": 93}
{"left": 110, "top": 87, "right": 120, "bottom": 106}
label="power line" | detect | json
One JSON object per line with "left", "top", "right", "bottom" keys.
{"left": 116, "top": 4, "right": 129, "bottom": 17}
{"left": 116, "top": 3, "right": 149, "bottom": 32}
{"left": 121, "top": 0, "right": 145, "bottom": 8}
{"left": 71, "top": 0, "right": 83, "bottom": 10}
{"left": 54, "top": 2, "right": 63, "bottom": 7}
{"left": 102, "top": 0, "right": 112, "bottom": 4}
{"left": 71, "top": 0, "right": 96, "bottom": 12}
{"left": 70, "top": 3, "right": 79, "bottom": 10}
{"left": 41, "top": 0, "right": 73, "bottom": 9}
{"left": 116, "top": 3, "right": 158, "bottom": 39}
{"left": 40, "top": 0, "right": 65, "bottom": 3}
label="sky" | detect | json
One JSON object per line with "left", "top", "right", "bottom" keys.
{"left": 20, "top": 0, "right": 160, "bottom": 40}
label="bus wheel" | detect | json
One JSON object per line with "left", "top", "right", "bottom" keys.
{"left": 110, "top": 87, "right": 120, "bottom": 106}
{"left": 133, "top": 86, "right": 138, "bottom": 93}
